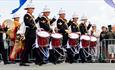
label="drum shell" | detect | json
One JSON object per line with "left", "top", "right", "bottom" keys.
{"left": 37, "top": 31, "right": 50, "bottom": 47}
{"left": 90, "top": 41, "right": 97, "bottom": 48}
{"left": 68, "top": 33, "right": 79, "bottom": 47}
{"left": 51, "top": 33, "right": 62, "bottom": 48}
{"left": 68, "top": 38, "right": 78, "bottom": 47}
{"left": 37, "top": 36, "right": 49, "bottom": 47}
{"left": 81, "top": 39, "right": 90, "bottom": 48}
{"left": 51, "top": 38, "right": 62, "bottom": 48}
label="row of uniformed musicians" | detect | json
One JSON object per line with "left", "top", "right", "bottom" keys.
{"left": 8, "top": 3, "right": 92, "bottom": 66}
{"left": 19, "top": 3, "right": 92, "bottom": 66}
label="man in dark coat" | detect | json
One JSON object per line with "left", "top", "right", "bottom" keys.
{"left": 20, "top": 3, "right": 40, "bottom": 66}
{"left": 34, "top": 6, "right": 56, "bottom": 65}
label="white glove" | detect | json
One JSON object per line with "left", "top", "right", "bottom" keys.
{"left": 38, "top": 13, "right": 42, "bottom": 18}
{"left": 53, "top": 16, "right": 56, "bottom": 19}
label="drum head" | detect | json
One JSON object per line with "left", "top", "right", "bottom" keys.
{"left": 80, "top": 35, "right": 90, "bottom": 41}
{"left": 90, "top": 36, "right": 97, "bottom": 42}
{"left": 69, "top": 33, "right": 79, "bottom": 39}
{"left": 37, "top": 31, "right": 50, "bottom": 37}
{"left": 51, "top": 33, "right": 62, "bottom": 39}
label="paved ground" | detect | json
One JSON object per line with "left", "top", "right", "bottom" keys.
{"left": 0, "top": 62, "right": 115, "bottom": 70}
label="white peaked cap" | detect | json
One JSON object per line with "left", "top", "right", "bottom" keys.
{"left": 92, "top": 24, "right": 96, "bottom": 26}
{"left": 80, "top": 21, "right": 84, "bottom": 23}
{"left": 72, "top": 13, "right": 78, "bottom": 18}
{"left": 58, "top": 8, "right": 65, "bottom": 15}
{"left": 12, "top": 14, "right": 20, "bottom": 19}
{"left": 24, "top": 3, "right": 35, "bottom": 10}
{"left": 42, "top": 6, "right": 50, "bottom": 13}
{"left": 81, "top": 15, "right": 88, "bottom": 20}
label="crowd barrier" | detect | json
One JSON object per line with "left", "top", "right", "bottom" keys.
{"left": 100, "top": 39, "right": 115, "bottom": 63}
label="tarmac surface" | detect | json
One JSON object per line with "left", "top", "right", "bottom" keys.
{"left": 0, "top": 62, "right": 115, "bottom": 70}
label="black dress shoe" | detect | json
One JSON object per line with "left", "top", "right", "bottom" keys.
{"left": 38, "top": 62, "right": 44, "bottom": 66}
{"left": 25, "top": 61, "right": 33, "bottom": 63}
{"left": 4, "top": 61, "right": 11, "bottom": 65}
{"left": 52, "top": 62, "right": 56, "bottom": 65}
{"left": 19, "top": 63, "right": 30, "bottom": 66}
{"left": 36, "top": 61, "right": 46, "bottom": 66}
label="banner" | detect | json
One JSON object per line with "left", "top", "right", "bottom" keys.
{"left": 104, "top": 0, "right": 115, "bottom": 8}
{"left": 11, "top": 0, "right": 27, "bottom": 14}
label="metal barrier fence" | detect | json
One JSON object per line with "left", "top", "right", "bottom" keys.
{"left": 1, "top": 39, "right": 115, "bottom": 63}
{"left": 0, "top": 40, "right": 100, "bottom": 62}
{"left": 100, "top": 39, "right": 115, "bottom": 63}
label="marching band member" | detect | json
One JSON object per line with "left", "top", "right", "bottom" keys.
{"left": 68, "top": 13, "right": 80, "bottom": 34}
{"left": 57, "top": 8, "right": 69, "bottom": 47}
{"left": 20, "top": 3, "right": 39, "bottom": 66}
{"left": 0, "top": 25, "right": 11, "bottom": 64}
{"left": 79, "top": 16, "right": 92, "bottom": 63}
{"left": 34, "top": 6, "right": 56, "bottom": 65}
{"left": 13, "top": 14, "right": 21, "bottom": 33}
{"left": 51, "top": 8, "right": 69, "bottom": 64}
{"left": 39, "top": 6, "right": 56, "bottom": 32}
{"left": 66, "top": 13, "right": 80, "bottom": 63}
{"left": 79, "top": 16, "right": 92, "bottom": 35}
{"left": 11, "top": 14, "right": 21, "bottom": 43}
{"left": 9, "top": 14, "right": 21, "bottom": 61}
{"left": 5, "top": 14, "right": 20, "bottom": 53}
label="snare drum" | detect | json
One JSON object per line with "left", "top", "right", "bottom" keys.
{"left": 51, "top": 33, "right": 63, "bottom": 48}
{"left": 37, "top": 31, "right": 50, "bottom": 47}
{"left": 80, "top": 35, "right": 90, "bottom": 48}
{"left": 90, "top": 36, "right": 97, "bottom": 47}
{"left": 68, "top": 33, "right": 79, "bottom": 47}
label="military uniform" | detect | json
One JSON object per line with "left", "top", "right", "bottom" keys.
{"left": 20, "top": 13, "right": 39, "bottom": 64}
{"left": 57, "top": 18, "right": 68, "bottom": 46}
{"left": 70, "top": 22, "right": 80, "bottom": 32}
{"left": 79, "top": 23, "right": 92, "bottom": 35}
{"left": 66, "top": 21, "right": 80, "bottom": 63}
{"left": 39, "top": 16, "right": 56, "bottom": 32}
{"left": 79, "top": 22, "right": 92, "bottom": 62}
{"left": 67, "top": 20, "right": 72, "bottom": 27}
{"left": 49, "top": 18, "right": 68, "bottom": 64}
{"left": 35, "top": 16, "right": 56, "bottom": 65}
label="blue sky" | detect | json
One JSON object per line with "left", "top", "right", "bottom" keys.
{"left": 0, "top": 0, "right": 115, "bottom": 29}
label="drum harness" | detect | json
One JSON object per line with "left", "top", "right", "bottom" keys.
{"left": 82, "top": 41, "right": 97, "bottom": 58}
{"left": 32, "top": 39, "right": 50, "bottom": 59}
{"left": 70, "top": 43, "right": 80, "bottom": 56}
{"left": 39, "top": 47, "right": 49, "bottom": 59}
{"left": 54, "top": 48, "right": 66, "bottom": 57}
{"left": 36, "top": 16, "right": 50, "bottom": 58}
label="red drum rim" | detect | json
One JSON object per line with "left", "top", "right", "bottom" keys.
{"left": 37, "top": 31, "right": 50, "bottom": 37}
{"left": 51, "top": 33, "right": 63, "bottom": 39}
{"left": 68, "top": 33, "right": 79, "bottom": 39}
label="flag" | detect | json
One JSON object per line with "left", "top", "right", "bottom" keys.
{"left": 104, "top": 0, "right": 115, "bottom": 8}
{"left": 11, "top": 0, "right": 27, "bottom": 14}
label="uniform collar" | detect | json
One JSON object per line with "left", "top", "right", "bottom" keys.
{"left": 59, "top": 18, "right": 67, "bottom": 23}
{"left": 27, "top": 13, "right": 34, "bottom": 18}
